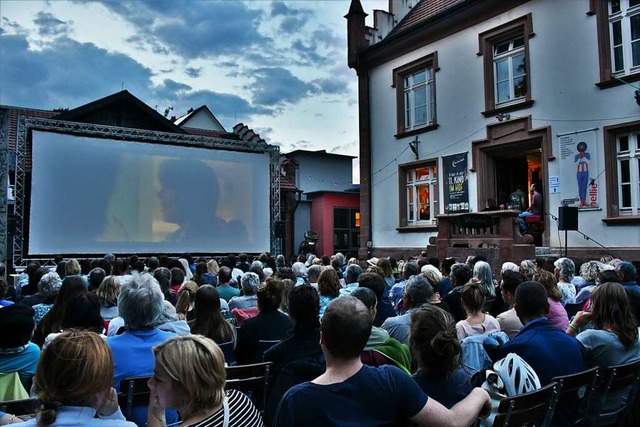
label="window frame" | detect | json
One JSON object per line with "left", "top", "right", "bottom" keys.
{"left": 478, "top": 14, "right": 535, "bottom": 116}
{"left": 603, "top": 120, "right": 640, "bottom": 223}
{"left": 398, "top": 159, "right": 439, "bottom": 231}
{"left": 392, "top": 52, "right": 439, "bottom": 139}
{"left": 593, "top": 0, "right": 640, "bottom": 88}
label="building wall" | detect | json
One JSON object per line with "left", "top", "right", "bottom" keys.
{"left": 309, "top": 193, "right": 360, "bottom": 256}
{"left": 289, "top": 153, "right": 354, "bottom": 198}
{"left": 365, "top": 0, "right": 640, "bottom": 258}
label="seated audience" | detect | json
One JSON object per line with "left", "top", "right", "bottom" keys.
{"left": 569, "top": 282, "right": 639, "bottom": 368}
{"left": 455, "top": 280, "right": 500, "bottom": 341}
{"left": 189, "top": 285, "right": 235, "bottom": 345}
{"left": 291, "top": 262, "right": 308, "bottom": 286}
{"left": 318, "top": 267, "right": 341, "bottom": 316}
{"left": 96, "top": 275, "right": 120, "bottom": 321}
{"left": 411, "top": 304, "right": 472, "bottom": 408}
{"left": 553, "top": 257, "right": 577, "bottom": 305}
{"left": 389, "top": 262, "right": 419, "bottom": 306}
{"left": 24, "top": 330, "right": 135, "bottom": 426}
{"left": 443, "top": 263, "right": 473, "bottom": 322}
{"left": 19, "top": 267, "right": 49, "bottom": 304}
{"left": 153, "top": 267, "right": 176, "bottom": 306}
{"left": 376, "top": 258, "right": 395, "bottom": 290}
{"left": 153, "top": 300, "right": 190, "bottom": 336}
{"left": 382, "top": 275, "right": 433, "bottom": 345}
{"left": 31, "top": 273, "right": 63, "bottom": 324}
{"left": 616, "top": 261, "right": 640, "bottom": 293}
{"left": 496, "top": 281, "right": 584, "bottom": 385}
{"left": 264, "top": 285, "right": 322, "bottom": 371}
{"left": 32, "top": 276, "right": 86, "bottom": 347}
{"left": 228, "top": 272, "right": 259, "bottom": 310}
{"left": 216, "top": 267, "right": 240, "bottom": 302}
{"left": 106, "top": 273, "right": 178, "bottom": 427}
{"left": 339, "top": 264, "right": 362, "bottom": 297}
{"left": 519, "top": 259, "right": 537, "bottom": 280}
{"left": 235, "top": 277, "right": 292, "bottom": 365}
{"left": 146, "top": 335, "right": 262, "bottom": 427}
{"left": 169, "top": 267, "right": 185, "bottom": 295}
{"left": 175, "top": 281, "right": 198, "bottom": 321}
{"left": 358, "top": 272, "right": 396, "bottom": 327}
{"left": 274, "top": 296, "right": 491, "bottom": 426}
{"left": 420, "top": 265, "right": 450, "bottom": 313}
{"left": 532, "top": 270, "right": 569, "bottom": 330}
{"left": 496, "top": 270, "right": 526, "bottom": 338}
{"left": 351, "top": 287, "right": 390, "bottom": 350}
{"left": 0, "top": 304, "right": 40, "bottom": 391}
{"left": 43, "top": 292, "right": 105, "bottom": 348}
{"left": 306, "top": 264, "right": 323, "bottom": 290}
{"left": 88, "top": 268, "right": 107, "bottom": 293}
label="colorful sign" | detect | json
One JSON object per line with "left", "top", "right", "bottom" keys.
{"left": 443, "top": 152, "right": 469, "bottom": 213}
{"left": 558, "top": 131, "right": 599, "bottom": 209}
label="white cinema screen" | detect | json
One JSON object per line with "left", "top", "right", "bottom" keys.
{"left": 28, "top": 130, "right": 271, "bottom": 255}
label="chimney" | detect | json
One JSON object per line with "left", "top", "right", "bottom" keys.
{"left": 345, "top": 0, "right": 368, "bottom": 69}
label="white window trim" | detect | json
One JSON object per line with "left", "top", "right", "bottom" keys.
{"left": 616, "top": 131, "right": 640, "bottom": 215}
{"left": 403, "top": 68, "right": 435, "bottom": 131}
{"left": 406, "top": 164, "right": 438, "bottom": 225}
{"left": 493, "top": 38, "right": 526, "bottom": 106}
{"left": 609, "top": 0, "right": 640, "bottom": 76}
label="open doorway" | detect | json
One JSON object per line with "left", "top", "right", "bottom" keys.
{"left": 494, "top": 150, "right": 542, "bottom": 210}
{"left": 472, "top": 117, "right": 553, "bottom": 246}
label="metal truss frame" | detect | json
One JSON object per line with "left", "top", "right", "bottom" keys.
{"left": 13, "top": 117, "right": 281, "bottom": 269}
{"left": 0, "top": 109, "right": 8, "bottom": 267}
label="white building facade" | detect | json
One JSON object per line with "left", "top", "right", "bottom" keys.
{"left": 346, "top": 0, "right": 640, "bottom": 261}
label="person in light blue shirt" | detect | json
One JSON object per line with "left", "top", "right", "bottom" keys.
{"left": 22, "top": 330, "right": 136, "bottom": 427}
{"left": 106, "top": 273, "right": 177, "bottom": 427}
{"left": 389, "top": 262, "right": 419, "bottom": 306}
{"left": 339, "top": 264, "right": 362, "bottom": 297}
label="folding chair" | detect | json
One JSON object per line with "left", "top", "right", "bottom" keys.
{"left": 493, "top": 381, "right": 559, "bottom": 427}
{"left": 219, "top": 340, "right": 236, "bottom": 366}
{"left": 0, "top": 397, "right": 37, "bottom": 419}
{"left": 551, "top": 366, "right": 600, "bottom": 426}
{"left": 585, "top": 359, "right": 640, "bottom": 426}
{"left": 117, "top": 376, "right": 152, "bottom": 419}
{"left": 226, "top": 361, "right": 273, "bottom": 412}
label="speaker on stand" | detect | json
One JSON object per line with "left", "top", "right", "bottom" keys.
{"left": 558, "top": 206, "right": 578, "bottom": 257}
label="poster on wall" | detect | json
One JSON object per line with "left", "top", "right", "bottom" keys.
{"left": 558, "top": 130, "right": 599, "bottom": 209}
{"left": 443, "top": 152, "right": 469, "bottom": 213}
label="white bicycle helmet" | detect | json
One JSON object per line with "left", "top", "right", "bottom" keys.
{"left": 493, "top": 353, "right": 541, "bottom": 396}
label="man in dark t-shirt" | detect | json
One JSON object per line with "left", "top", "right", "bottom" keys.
{"left": 275, "top": 297, "right": 491, "bottom": 426}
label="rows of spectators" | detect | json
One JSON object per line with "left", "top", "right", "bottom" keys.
{"left": 0, "top": 251, "right": 638, "bottom": 426}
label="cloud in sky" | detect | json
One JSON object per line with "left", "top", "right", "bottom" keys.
{"left": 0, "top": 0, "right": 367, "bottom": 155}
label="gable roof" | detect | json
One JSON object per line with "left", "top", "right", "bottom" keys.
{"left": 390, "top": 0, "right": 467, "bottom": 36}
{"left": 55, "top": 90, "right": 186, "bottom": 134}
{"left": 174, "top": 105, "right": 226, "bottom": 132}
{"left": 285, "top": 149, "right": 356, "bottom": 160}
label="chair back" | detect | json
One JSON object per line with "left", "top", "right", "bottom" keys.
{"left": 564, "top": 302, "right": 584, "bottom": 319}
{"left": 118, "top": 376, "right": 152, "bottom": 419}
{"left": 493, "top": 381, "right": 559, "bottom": 427}
{"left": 226, "top": 361, "right": 273, "bottom": 411}
{"left": 0, "top": 398, "right": 37, "bottom": 418}
{"left": 587, "top": 359, "right": 640, "bottom": 426}
{"left": 257, "top": 339, "right": 280, "bottom": 358}
{"left": 552, "top": 367, "right": 600, "bottom": 426}
{"left": 219, "top": 340, "right": 236, "bottom": 366}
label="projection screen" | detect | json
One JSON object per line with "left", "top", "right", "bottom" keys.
{"left": 28, "top": 130, "right": 271, "bottom": 255}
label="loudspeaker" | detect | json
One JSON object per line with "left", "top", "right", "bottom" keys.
{"left": 274, "top": 221, "right": 286, "bottom": 238}
{"left": 558, "top": 206, "right": 578, "bottom": 231}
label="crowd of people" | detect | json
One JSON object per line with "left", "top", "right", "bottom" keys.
{"left": 0, "top": 250, "right": 638, "bottom": 426}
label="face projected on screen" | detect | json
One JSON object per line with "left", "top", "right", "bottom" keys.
{"left": 157, "top": 159, "right": 248, "bottom": 245}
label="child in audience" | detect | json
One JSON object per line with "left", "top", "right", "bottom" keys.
{"left": 455, "top": 280, "right": 500, "bottom": 341}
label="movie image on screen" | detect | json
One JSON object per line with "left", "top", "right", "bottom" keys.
{"left": 28, "top": 130, "right": 271, "bottom": 255}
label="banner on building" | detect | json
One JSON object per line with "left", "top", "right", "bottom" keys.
{"left": 443, "top": 152, "right": 469, "bottom": 213}
{"left": 558, "top": 130, "right": 599, "bottom": 209}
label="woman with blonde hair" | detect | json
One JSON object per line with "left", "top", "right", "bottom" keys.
{"left": 96, "top": 276, "right": 120, "bottom": 321}
{"left": 64, "top": 259, "right": 81, "bottom": 277}
{"left": 175, "top": 281, "right": 198, "bottom": 321}
{"left": 25, "top": 330, "right": 135, "bottom": 426}
{"left": 532, "top": 270, "right": 569, "bottom": 330}
{"left": 472, "top": 261, "right": 496, "bottom": 299}
{"left": 147, "top": 335, "right": 262, "bottom": 427}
